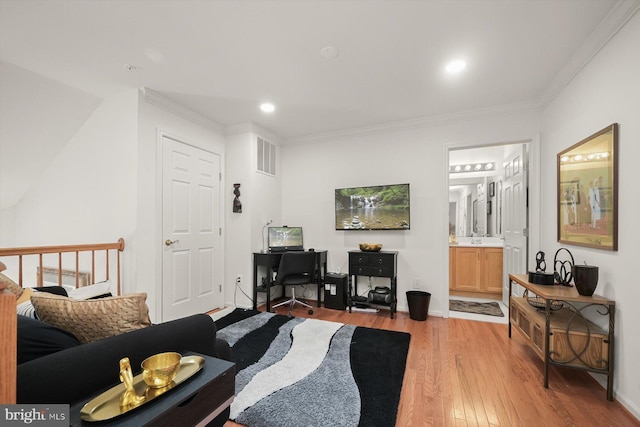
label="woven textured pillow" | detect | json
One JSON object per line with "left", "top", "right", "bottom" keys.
{"left": 30, "top": 292, "right": 151, "bottom": 344}
{"left": 0, "top": 272, "right": 23, "bottom": 298}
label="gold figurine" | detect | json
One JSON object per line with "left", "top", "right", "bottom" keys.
{"left": 119, "top": 357, "right": 145, "bottom": 408}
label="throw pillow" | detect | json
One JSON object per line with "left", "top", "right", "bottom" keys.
{"left": 0, "top": 272, "right": 23, "bottom": 298}
{"left": 68, "top": 279, "right": 111, "bottom": 300}
{"left": 34, "top": 286, "right": 69, "bottom": 297}
{"left": 17, "top": 300, "right": 37, "bottom": 319}
{"left": 16, "top": 287, "right": 35, "bottom": 305}
{"left": 30, "top": 292, "right": 151, "bottom": 344}
{"left": 17, "top": 315, "right": 81, "bottom": 364}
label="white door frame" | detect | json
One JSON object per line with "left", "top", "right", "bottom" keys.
{"left": 155, "top": 129, "right": 225, "bottom": 322}
{"left": 442, "top": 136, "right": 541, "bottom": 317}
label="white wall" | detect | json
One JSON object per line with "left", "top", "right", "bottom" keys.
{"left": 6, "top": 90, "right": 138, "bottom": 246}
{"left": 282, "top": 110, "right": 541, "bottom": 316}
{"left": 224, "top": 129, "right": 282, "bottom": 309}
{"left": 0, "top": 90, "right": 138, "bottom": 288}
{"left": 540, "top": 12, "right": 640, "bottom": 417}
{"left": 225, "top": 132, "right": 257, "bottom": 308}
{"left": 0, "top": 61, "right": 101, "bottom": 210}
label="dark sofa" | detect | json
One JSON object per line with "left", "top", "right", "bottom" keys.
{"left": 17, "top": 313, "right": 233, "bottom": 426}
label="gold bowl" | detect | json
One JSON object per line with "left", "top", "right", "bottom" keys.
{"left": 141, "top": 352, "right": 182, "bottom": 388}
{"left": 359, "top": 243, "right": 382, "bottom": 252}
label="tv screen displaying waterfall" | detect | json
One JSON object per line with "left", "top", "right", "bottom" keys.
{"left": 335, "top": 184, "right": 410, "bottom": 230}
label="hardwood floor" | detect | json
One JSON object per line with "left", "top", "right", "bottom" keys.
{"left": 223, "top": 303, "right": 639, "bottom": 427}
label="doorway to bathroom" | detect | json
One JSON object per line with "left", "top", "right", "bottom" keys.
{"left": 447, "top": 142, "right": 530, "bottom": 323}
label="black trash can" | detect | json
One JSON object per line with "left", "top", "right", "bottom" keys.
{"left": 406, "top": 290, "right": 431, "bottom": 321}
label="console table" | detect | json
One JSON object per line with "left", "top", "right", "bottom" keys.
{"left": 252, "top": 250, "right": 327, "bottom": 312}
{"left": 348, "top": 250, "right": 398, "bottom": 318}
{"left": 508, "top": 274, "right": 615, "bottom": 400}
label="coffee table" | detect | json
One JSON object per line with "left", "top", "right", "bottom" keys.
{"left": 69, "top": 353, "right": 235, "bottom": 426}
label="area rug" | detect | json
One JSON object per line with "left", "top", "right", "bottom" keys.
{"left": 449, "top": 299, "right": 504, "bottom": 317}
{"left": 214, "top": 309, "right": 410, "bottom": 427}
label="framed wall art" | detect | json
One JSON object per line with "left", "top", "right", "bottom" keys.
{"left": 557, "top": 123, "right": 618, "bottom": 250}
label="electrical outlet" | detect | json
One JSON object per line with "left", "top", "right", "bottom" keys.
{"left": 236, "top": 274, "right": 242, "bottom": 285}
{"left": 336, "top": 267, "right": 341, "bottom": 273}
{"left": 412, "top": 278, "right": 421, "bottom": 289}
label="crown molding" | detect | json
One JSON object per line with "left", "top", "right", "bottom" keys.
{"left": 538, "top": 0, "right": 640, "bottom": 107}
{"left": 285, "top": 1, "right": 639, "bottom": 146}
{"left": 139, "top": 87, "right": 224, "bottom": 133}
{"left": 286, "top": 100, "right": 540, "bottom": 145}
{"left": 225, "top": 121, "right": 280, "bottom": 144}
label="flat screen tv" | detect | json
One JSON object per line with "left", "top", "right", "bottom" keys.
{"left": 335, "top": 183, "right": 410, "bottom": 230}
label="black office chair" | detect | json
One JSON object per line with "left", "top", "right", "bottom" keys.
{"left": 271, "top": 251, "right": 317, "bottom": 316}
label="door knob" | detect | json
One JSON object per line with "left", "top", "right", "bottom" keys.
{"left": 165, "top": 239, "right": 179, "bottom": 246}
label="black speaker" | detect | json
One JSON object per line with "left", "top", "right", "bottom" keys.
{"left": 324, "top": 273, "right": 348, "bottom": 310}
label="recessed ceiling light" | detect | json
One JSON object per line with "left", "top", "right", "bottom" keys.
{"left": 320, "top": 46, "right": 339, "bottom": 60}
{"left": 445, "top": 59, "right": 466, "bottom": 74}
{"left": 260, "top": 102, "right": 275, "bottom": 113}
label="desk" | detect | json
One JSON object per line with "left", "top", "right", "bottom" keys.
{"left": 252, "top": 250, "right": 327, "bottom": 312}
{"left": 69, "top": 353, "right": 235, "bottom": 426}
{"left": 508, "top": 274, "right": 615, "bottom": 401}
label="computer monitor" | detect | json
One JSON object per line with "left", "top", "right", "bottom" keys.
{"left": 268, "top": 226, "right": 304, "bottom": 252}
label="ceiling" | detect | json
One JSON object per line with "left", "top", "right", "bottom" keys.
{"left": 0, "top": 1, "right": 637, "bottom": 208}
{"left": 2, "top": 0, "right": 635, "bottom": 140}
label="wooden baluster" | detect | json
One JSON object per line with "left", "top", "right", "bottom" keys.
{"left": 18, "top": 255, "right": 23, "bottom": 287}
{"left": 117, "top": 248, "right": 121, "bottom": 295}
{"left": 58, "top": 252, "right": 63, "bottom": 286}
{"left": 38, "top": 254, "right": 43, "bottom": 287}
{"left": 91, "top": 250, "right": 95, "bottom": 285}
{"left": 105, "top": 249, "right": 110, "bottom": 281}
{"left": 75, "top": 251, "right": 80, "bottom": 288}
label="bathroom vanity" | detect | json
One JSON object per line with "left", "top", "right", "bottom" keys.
{"left": 449, "top": 238, "right": 503, "bottom": 298}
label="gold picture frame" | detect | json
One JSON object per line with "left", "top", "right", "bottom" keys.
{"left": 557, "top": 123, "right": 618, "bottom": 250}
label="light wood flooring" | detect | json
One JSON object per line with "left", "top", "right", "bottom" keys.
{"left": 223, "top": 303, "right": 639, "bottom": 427}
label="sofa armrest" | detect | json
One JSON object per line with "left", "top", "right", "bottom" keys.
{"left": 18, "top": 314, "right": 223, "bottom": 405}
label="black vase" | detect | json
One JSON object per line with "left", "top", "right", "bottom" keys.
{"left": 572, "top": 265, "right": 599, "bottom": 296}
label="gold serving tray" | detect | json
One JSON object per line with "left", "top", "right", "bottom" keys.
{"left": 80, "top": 355, "right": 205, "bottom": 422}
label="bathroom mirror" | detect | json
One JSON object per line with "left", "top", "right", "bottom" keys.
{"left": 449, "top": 177, "right": 500, "bottom": 237}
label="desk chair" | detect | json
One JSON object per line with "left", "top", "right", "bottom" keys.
{"left": 271, "top": 251, "right": 316, "bottom": 316}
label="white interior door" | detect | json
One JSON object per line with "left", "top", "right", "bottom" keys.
{"left": 502, "top": 144, "right": 528, "bottom": 303}
{"left": 162, "top": 135, "right": 222, "bottom": 321}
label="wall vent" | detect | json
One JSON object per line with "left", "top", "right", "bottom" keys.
{"left": 257, "top": 137, "right": 276, "bottom": 175}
